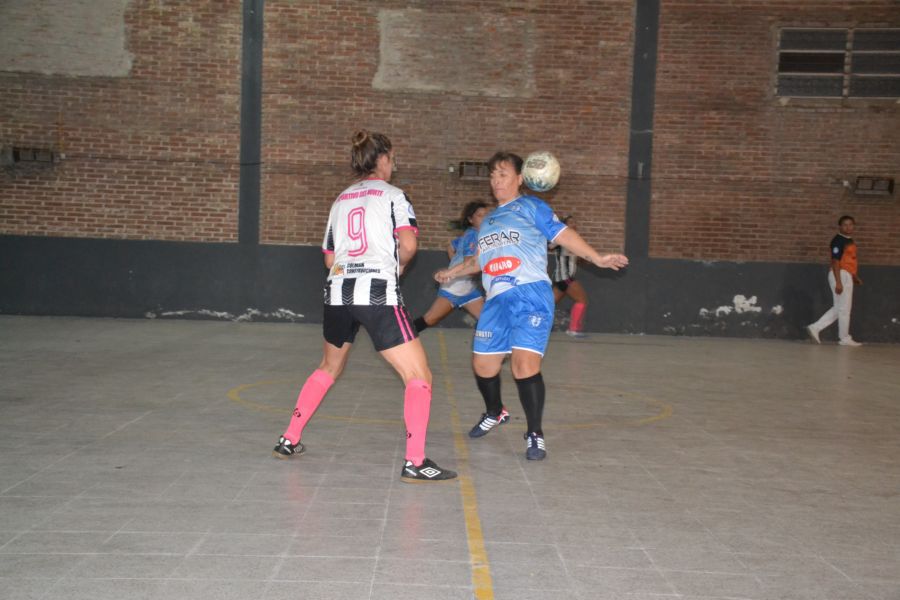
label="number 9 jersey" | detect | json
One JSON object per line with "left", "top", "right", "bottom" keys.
{"left": 322, "top": 179, "right": 418, "bottom": 306}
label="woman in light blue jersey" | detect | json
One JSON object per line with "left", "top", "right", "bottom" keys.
{"left": 435, "top": 151, "right": 628, "bottom": 461}
{"left": 413, "top": 201, "right": 489, "bottom": 333}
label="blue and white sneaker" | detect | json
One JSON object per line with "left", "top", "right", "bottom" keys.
{"left": 468, "top": 407, "right": 510, "bottom": 438}
{"left": 525, "top": 432, "right": 546, "bottom": 461}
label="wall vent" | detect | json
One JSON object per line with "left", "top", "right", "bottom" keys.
{"left": 854, "top": 176, "right": 894, "bottom": 196}
{"left": 458, "top": 161, "right": 490, "bottom": 180}
{"left": 2, "top": 146, "right": 58, "bottom": 166}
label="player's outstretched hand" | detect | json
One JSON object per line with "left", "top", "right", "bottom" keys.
{"left": 594, "top": 254, "right": 629, "bottom": 270}
{"left": 434, "top": 269, "right": 452, "bottom": 283}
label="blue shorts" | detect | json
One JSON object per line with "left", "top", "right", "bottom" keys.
{"left": 438, "top": 288, "right": 483, "bottom": 309}
{"left": 473, "top": 281, "right": 554, "bottom": 356}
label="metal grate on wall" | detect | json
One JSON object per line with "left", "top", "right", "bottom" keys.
{"left": 777, "top": 28, "right": 900, "bottom": 98}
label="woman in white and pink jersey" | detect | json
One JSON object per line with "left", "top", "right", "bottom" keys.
{"left": 272, "top": 130, "right": 456, "bottom": 483}
{"left": 550, "top": 215, "right": 591, "bottom": 337}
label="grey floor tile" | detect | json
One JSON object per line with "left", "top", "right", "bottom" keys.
{"left": 664, "top": 569, "right": 765, "bottom": 598}
{"left": 123, "top": 504, "right": 224, "bottom": 533}
{"left": 1, "top": 531, "right": 110, "bottom": 555}
{"left": 736, "top": 552, "right": 844, "bottom": 577}
{"left": 272, "top": 555, "right": 376, "bottom": 582}
{"left": 192, "top": 533, "right": 292, "bottom": 557}
{"left": 485, "top": 541, "right": 562, "bottom": 564}
{"left": 492, "top": 589, "right": 583, "bottom": 600}
{"left": 99, "top": 531, "right": 206, "bottom": 555}
{"left": 377, "top": 533, "right": 472, "bottom": 562}
{"left": 382, "top": 516, "right": 469, "bottom": 542}
{"left": 0, "top": 497, "right": 68, "bottom": 530}
{"left": 170, "top": 555, "right": 279, "bottom": 581}
{"left": 854, "top": 579, "right": 900, "bottom": 600}
{"left": 645, "top": 546, "right": 748, "bottom": 573}
{"left": 370, "top": 582, "right": 474, "bottom": 599}
{"left": 569, "top": 566, "right": 676, "bottom": 596}
{"left": 155, "top": 578, "right": 274, "bottom": 600}
{"left": 0, "top": 554, "right": 87, "bottom": 578}
{"left": 286, "top": 534, "right": 379, "bottom": 558}
{"left": 489, "top": 558, "right": 574, "bottom": 590}
{"left": 31, "top": 498, "right": 151, "bottom": 532}
{"left": 73, "top": 554, "right": 182, "bottom": 579}
{"left": 556, "top": 544, "right": 652, "bottom": 569}
{"left": 821, "top": 554, "right": 900, "bottom": 582}
{"left": 44, "top": 577, "right": 166, "bottom": 600}
{"left": 304, "top": 500, "right": 386, "bottom": 520}
{"left": 374, "top": 557, "right": 473, "bottom": 587}
{"left": 262, "top": 580, "right": 372, "bottom": 600}
{"left": 757, "top": 573, "right": 880, "bottom": 600}
{"left": 0, "top": 577, "right": 58, "bottom": 600}
{"left": 294, "top": 517, "right": 386, "bottom": 542}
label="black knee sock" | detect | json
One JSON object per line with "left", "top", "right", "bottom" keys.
{"left": 474, "top": 374, "right": 503, "bottom": 416}
{"left": 514, "top": 373, "right": 545, "bottom": 435}
{"left": 413, "top": 317, "right": 428, "bottom": 333}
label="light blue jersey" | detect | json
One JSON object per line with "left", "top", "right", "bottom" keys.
{"left": 448, "top": 227, "right": 479, "bottom": 269}
{"left": 441, "top": 227, "right": 481, "bottom": 297}
{"left": 476, "top": 195, "right": 566, "bottom": 300}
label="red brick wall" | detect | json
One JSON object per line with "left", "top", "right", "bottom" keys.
{"left": 653, "top": 1, "right": 900, "bottom": 265}
{"left": 0, "top": 1, "right": 242, "bottom": 241}
{"left": 3, "top": 1, "right": 897, "bottom": 267}
{"left": 259, "top": 1, "right": 634, "bottom": 252}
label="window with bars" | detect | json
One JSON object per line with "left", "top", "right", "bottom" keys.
{"left": 777, "top": 28, "right": 900, "bottom": 98}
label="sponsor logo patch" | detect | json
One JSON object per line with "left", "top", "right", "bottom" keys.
{"left": 484, "top": 256, "right": 521, "bottom": 276}
{"left": 419, "top": 467, "right": 441, "bottom": 478}
{"left": 478, "top": 229, "right": 521, "bottom": 252}
{"left": 489, "top": 275, "right": 517, "bottom": 290}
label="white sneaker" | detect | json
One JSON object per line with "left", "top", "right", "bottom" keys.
{"left": 839, "top": 339, "right": 862, "bottom": 347}
{"left": 805, "top": 325, "right": 821, "bottom": 344}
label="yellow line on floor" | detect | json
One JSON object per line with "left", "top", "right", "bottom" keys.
{"left": 437, "top": 331, "right": 494, "bottom": 600}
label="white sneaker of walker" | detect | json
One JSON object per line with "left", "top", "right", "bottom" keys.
{"left": 838, "top": 339, "right": 862, "bottom": 347}
{"left": 805, "top": 325, "right": 821, "bottom": 344}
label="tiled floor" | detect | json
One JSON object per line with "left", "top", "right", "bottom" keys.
{"left": 1, "top": 315, "right": 898, "bottom": 599}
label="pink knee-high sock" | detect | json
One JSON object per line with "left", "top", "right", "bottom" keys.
{"left": 570, "top": 302, "right": 587, "bottom": 332}
{"left": 403, "top": 379, "right": 432, "bottom": 466}
{"left": 283, "top": 369, "right": 334, "bottom": 444}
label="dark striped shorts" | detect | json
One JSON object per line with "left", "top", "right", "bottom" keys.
{"left": 323, "top": 304, "right": 417, "bottom": 352}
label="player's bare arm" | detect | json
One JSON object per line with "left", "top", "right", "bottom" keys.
{"left": 553, "top": 228, "right": 628, "bottom": 271}
{"left": 397, "top": 229, "right": 418, "bottom": 268}
{"left": 434, "top": 254, "right": 480, "bottom": 283}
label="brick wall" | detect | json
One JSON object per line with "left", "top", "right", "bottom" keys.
{"left": 259, "top": 1, "right": 634, "bottom": 252}
{"left": 2, "top": 1, "right": 897, "bottom": 267}
{"left": 653, "top": 1, "right": 900, "bottom": 265}
{"left": 0, "top": 1, "right": 242, "bottom": 241}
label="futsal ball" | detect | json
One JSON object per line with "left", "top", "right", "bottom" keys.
{"left": 522, "top": 151, "right": 561, "bottom": 192}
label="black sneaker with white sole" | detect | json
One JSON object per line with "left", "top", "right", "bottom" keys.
{"left": 272, "top": 436, "right": 305, "bottom": 459}
{"left": 400, "top": 458, "right": 458, "bottom": 483}
{"left": 468, "top": 407, "right": 510, "bottom": 438}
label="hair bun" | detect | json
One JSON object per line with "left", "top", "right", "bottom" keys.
{"left": 351, "top": 130, "right": 370, "bottom": 148}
